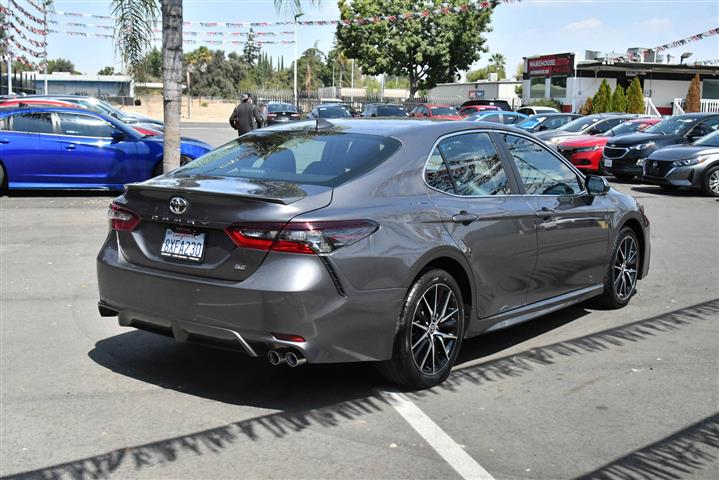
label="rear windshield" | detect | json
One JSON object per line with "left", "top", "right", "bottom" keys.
{"left": 268, "top": 103, "right": 298, "bottom": 113}
{"left": 377, "top": 105, "right": 408, "bottom": 116}
{"left": 170, "top": 130, "right": 402, "bottom": 187}
{"left": 316, "top": 107, "right": 352, "bottom": 118}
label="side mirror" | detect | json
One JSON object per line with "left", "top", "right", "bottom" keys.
{"left": 537, "top": 125, "right": 548, "bottom": 131}
{"left": 111, "top": 130, "right": 125, "bottom": 141}
{"left": 586, "top": 175, "right": 610, "bottom": 196}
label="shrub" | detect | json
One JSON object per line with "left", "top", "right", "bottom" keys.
{"left": 526, "top": 98, "right": 563, "bottom": 111}
{"left": 612, "top": 85, "right": 627, "bottom": 113}
{"left": 579, "top": 97, "right": 593, "bottom": 115}
{"left": 626, "top": 77, "right": 645, "bottom": 114}
{"left": 685, "top": 74, "right": 701, "bottom": 112}
{"left": 592, "top": 79, "right": 613, "bottom": 113}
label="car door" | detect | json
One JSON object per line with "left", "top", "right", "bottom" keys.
{"left": 54, "top": 112, "right": 137, "bottom": 186}
{"left": 497, "top": 133, "right": 610, "bottom": 303}
{"left": 0, "top": 112, "right": 58, "bottom": 186}
{"left": 425, "top": 131, "right": 538, "bottom": 320}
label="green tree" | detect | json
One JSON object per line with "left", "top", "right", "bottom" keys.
{"left": 685, "top": 74, "right": 701, "bottom": 112}
{"left": 591, "top": 79, "right": 612, "bottom": 113}
{"left": 489, "top": 53, "right": 506, "bottom": 70}
{"left": 46, "top": 58, "right": 79, "bottom": 74}
{"left": 579, "top": 96, "right": 593, "bottom": 115}
{"left": 515, "top": 62, "right": 524, "bottom": 80}
{"left": 294, "top": 47, "right": 327, "bottom": 91}
{"left": 626, "top": 77, "right": 644, "bottom": 114}
{"left": 337, "top": 0, "right": 493, "bottom": 97}
{"left": 466, "top": 64, "right": 505, "bottom": 82}
{"left": 98, "top": 66, "right": 116, "bottom": 75}
{"left": 611, "top": 85, "right": 627, "bottom": 113}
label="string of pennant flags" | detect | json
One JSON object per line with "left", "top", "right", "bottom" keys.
{"left": 9, "top": 20, "right": 47, "bottom": 48}
{"left": 654, "top": 27, "right": 719, "bottom": 52}
{"left": 9, "top": 0, "right": 45, "bottom": 26}
{"left": 24, "top": 0, "right": 45, "bottom": 14}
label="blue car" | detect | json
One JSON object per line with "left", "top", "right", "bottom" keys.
{"left": 0, "top": 106, "right": 211, "bottom": 191}
{"left": 465, "top": 111, "right": 528, "bottom": 125}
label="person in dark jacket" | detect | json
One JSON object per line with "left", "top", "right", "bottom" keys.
{"left": 229, "top": 93, "right": 263, "bottom": 136}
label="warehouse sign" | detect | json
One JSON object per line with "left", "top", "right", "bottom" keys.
{"left": 527, "top": 53, "right": 575, "bottom": 77}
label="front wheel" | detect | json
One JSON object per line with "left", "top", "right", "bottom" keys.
{"left": 380, "top": 269, "right": 465, "bottom": 389}
{"left": 595, "top": 227, "right": 640, "bottom": 309}
{"left": 703, "top": 166, "right": 719, "bottom": 197}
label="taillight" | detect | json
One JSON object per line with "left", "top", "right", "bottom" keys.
{"left": 133, "top": 126, "right": 158, "bottom": 136}
{"left": 108, "top": 203, "right": 140, "bottom": 231}
{"left": 225, "top": 220, "right": 378, "bottom": 255}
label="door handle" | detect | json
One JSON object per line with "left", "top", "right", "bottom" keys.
{"left": 535, "top": 207, "right": 555, "bottom": 219}
{"left": 65, "top": 144, "right": 76, "bottom": 151}
{"left": 0, "top": 139, "right": 9, "bottom": 144}
{"left": 451, "top": 212, "right": 478, "bottom": 224}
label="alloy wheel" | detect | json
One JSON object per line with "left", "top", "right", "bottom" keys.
{"left": 410, "top": 284, "right": 460, "bottom": 375}
{"left": 613, "top": 236, "right": 639, "bottom": 301}
{"left": 709, "top": 169, "right": 719, "bottom": 195}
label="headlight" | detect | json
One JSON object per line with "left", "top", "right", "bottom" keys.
{"left": 574, "top": 145, "right": 600, "bottom": 153}
{"left": 630, "top": 142, "right": 655, "bottom": 151}
{"left": 673, "top": 155, "right": 710, "bottom": 167}
{"left": 549, "top": 137, "right": 564, "bottom": 145}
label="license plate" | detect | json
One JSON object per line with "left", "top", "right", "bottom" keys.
{"left": 160, "top": 228, "right": 206, "bottom": 262}
{"left": 604, "top": 159, "right": 613, "bottom": 167}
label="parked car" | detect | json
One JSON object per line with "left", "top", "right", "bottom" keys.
{"left": 536, "top": 113, "right": 634, "bottom": 145}
{"left": 409, "top": 103, "right": 463, "bottom": 120}
{"left": 262, "top": 102, "right": 302, "bottom": 126}
{"left": 96, "top": 119, "right": 650, "bottom": 389}
{"left": 307, "top": 104, "right": 353, "bottom": 119}
{"left": 337, "top": 103, "right": 362, "bottom": 117}
{"left": 0, "top": 98, "right": 78, "bottom": 108}
{"left": 459, "top": 99, "right": 512, "bottom": 111}
{"left": 603, "top": 113, "right": 719, "bottom": 179}
{"left": 516, "top": 113, "right": 582, "bottom": 133}
{"left": 464, "top": 111, "right": 528, "bottom": 125}
{"left": 516, "top": 106, "right": 560, "bottom": 116}
{"left": 362, "top": 103, "right": 409, "bottom": 117}
{"left": 557, "top": 117, "right": 661, "bottom": 173}
{"left": 642, "top": 129, "right": 719, "bottom": 196}
{"left": 458, "top": 105, "right": 500, "bottom": 116}
{"left": 28, "top": 95, "right": 163, "bottom": 128}
{"left": 0, "top": 106, "right": 211, "bottom": 190}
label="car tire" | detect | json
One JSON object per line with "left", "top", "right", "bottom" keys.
{"left": 702, "top": 165, "right": 719, "bottom": 197}
{"left": 379, "top": 269, "right": 465, "bottom": 389}
{"left": 595, "top": 227, "right": 640, "bottom": 309}
{"left": 0, "top": 163, "right": 6, "bottom": 192}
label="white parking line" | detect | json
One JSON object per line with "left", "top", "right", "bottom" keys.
{"left": 377, "top": 389, "right": 496, "bottom": 480}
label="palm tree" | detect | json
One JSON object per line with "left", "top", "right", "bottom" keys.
{"left": 113, "top": 0, "right": 310, "bottom": 172}
{"left": 489, "top": 53, "right": 506, "bottom": 70}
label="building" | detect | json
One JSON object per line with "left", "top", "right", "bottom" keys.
{"left": 522, "top": 51, "right": 719, "bottom": 115}
{"left": 20, "top": 71, "right": 134, "bottom": 99}
{"left": 427, "top": 78, "right": 521, "bottom": 107}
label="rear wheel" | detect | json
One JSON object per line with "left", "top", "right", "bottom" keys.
{"left": 0, "top": 163, "right": 7, "bottom": 192}
{"left": 595, "top": 227, "right": 640, "bottom": 309}
{"left": 380, "top": 269, "right": 465, "bottom": 389}
{"left": 703, "top": 166, "right": 719, "bottom": 197}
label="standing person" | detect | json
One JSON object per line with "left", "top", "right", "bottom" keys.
{"left": 229, "top": 93, "right": 263, "bottom": 136}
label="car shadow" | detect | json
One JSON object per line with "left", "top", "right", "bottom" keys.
{"left": 630, "top": 185, "right": 706, "bottom": 197}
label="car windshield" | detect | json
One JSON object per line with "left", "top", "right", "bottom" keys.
{"left": 169, "top": 130, "right": 401, "bottom": 187}
{"left": 694, "top": 130, "right": 719, "bottom": 146}
{"left": 317, "top": 107, "right": 352, "bottom": 118}
{"left": 376, "top": 105, "right": 407, "bottom": 116}
{"left": 558, "top": 116, "right": 601, "bottom": 132}
{"left": 516, "top": 117, "right": 544, "bottom": 129}
{"left": 430, "top": 107, "right": 456, "bottom": 116}
{"left": 606, "top": 121, "right": 652, "bottom": 136}
{"left": 645, "top": 116, "right": 700, "bottom": 135}
{"left": 466, "top": 113, "right": 497, "bottom": 121}
{"left": 268, "top": 103, "right": 298, "bottom": 113}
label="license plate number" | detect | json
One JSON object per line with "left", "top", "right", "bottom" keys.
{"left": 604, "top": 158, "right": 613, "bottom": 167}
{"left": 160, "top": 229, "right": 206, "bottom": 262}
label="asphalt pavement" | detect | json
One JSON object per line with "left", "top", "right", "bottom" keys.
{"left": 1, "top": 126, "right": 718, "bottom": 479}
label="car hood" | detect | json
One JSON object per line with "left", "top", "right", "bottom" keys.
{"left": 558, "top": 135, "right": 609, "bottom": 147}
{"left": 648, "top": 145, "right": 719, "bottom": 161}
{"left": 606, "top": 132, "right": 673, "bottom": 147}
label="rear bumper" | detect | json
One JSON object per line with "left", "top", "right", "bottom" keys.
{"left": 96, "top": 236, "right": 405, "bottom": 363}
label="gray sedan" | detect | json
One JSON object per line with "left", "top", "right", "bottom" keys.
{"left": 643, "top": 129, "right": 719, "bottom": 196}
{"left": 97, "top": 120, "right": 650, "bottom": 389}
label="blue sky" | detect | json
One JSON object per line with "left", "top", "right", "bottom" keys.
{"left": 32, "top": 0, "right": 719, "bottom": 76}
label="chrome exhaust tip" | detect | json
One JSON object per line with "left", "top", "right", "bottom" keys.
{"left": 268, "top": 349, "right": 285, "bottom": 366}
{"left": 285, "top": 351, "right": 307, "bottom": 367}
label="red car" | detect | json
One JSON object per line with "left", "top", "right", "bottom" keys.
{"left": 0, "top": 98, "right": 78, "bottom": 108}
{"left": 557, "top": 117, "right": 662, "bottom": 173}
{"left": 409, "top": 103, "right": 463, "bottom": 120}
{"left": 458, "top": 105, "right": 500, "bottom": 116}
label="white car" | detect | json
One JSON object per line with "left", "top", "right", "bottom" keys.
{"left": 517, "top": 106, "right": 560, "bottom": 116}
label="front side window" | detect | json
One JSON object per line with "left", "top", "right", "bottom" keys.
{"left": 689, "top": 117, "right": 719, "bottom": 138}
{"left": 500, "top": 134, "right": 582, "bottom": 195}
{"left": 57, "top": 113, "right": 114, "bottom": 138}
{"left": 10, "top": 113, "right": 53, "bottom": 134}
{"left": 435, "top": 133, "right": 511, "bottom": 196}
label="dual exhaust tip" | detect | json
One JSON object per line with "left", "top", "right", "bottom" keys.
{"left": 268, "top": 349, "right": 307, "bottom": 367}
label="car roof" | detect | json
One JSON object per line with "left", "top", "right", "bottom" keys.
{"left": 528, "top": 113, "right": 579, "bottom": 118}
{"left": 0, "top": 105, "right": 108, "bottom": 117}
{"left": 260, "top": 118, "right": 526, "bottom": 140}
{"left": 674, "top": 112, "right": 719, "bottom": 119}
{"left": 424, "top": 103, "right": 452, "bottom": 108}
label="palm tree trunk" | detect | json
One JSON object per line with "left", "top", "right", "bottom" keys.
{"left": 161, "top": 0, "right": 182, "bottom": 173}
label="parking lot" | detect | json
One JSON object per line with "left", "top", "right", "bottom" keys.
{"left": 1, "top": 123, "right": 718, "bottom": 480}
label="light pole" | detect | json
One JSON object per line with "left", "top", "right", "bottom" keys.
{"left": 293, "top": 12, "right": 304, "bottom": 108}
{"left": 43, "top": 1, "right": 48, "bottom": 94}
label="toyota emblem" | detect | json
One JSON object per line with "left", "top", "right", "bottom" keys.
{"left": 169, "top": 197, "right": 189, "bottom": 215}
{"left": 652, "top": 161, "right": 658, "bottom": 168}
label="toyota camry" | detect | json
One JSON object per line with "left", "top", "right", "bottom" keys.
{"left": 97, "top": 119, "right": 650, "bottom": 389}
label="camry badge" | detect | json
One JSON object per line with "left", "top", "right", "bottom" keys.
{"left": 169, "top": 196, "right": 189, "bottom": 215}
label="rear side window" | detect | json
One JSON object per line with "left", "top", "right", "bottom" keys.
{"left": 171, "top": 130, "right": 401, "bottom": 187}
{"left": 10, "top": 113, "right": 53, "bottom": 134}
{"left": 58, "top": 113, "right": 114, "bottom": 138}
{"left": 428, "top": 132, "right": 511, "bottom": 196}
{"left": 500, "top": 134, "right": 582, "bottom": 195}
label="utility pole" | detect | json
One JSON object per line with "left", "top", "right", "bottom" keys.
{"left": 293, "top": 12, "right": 304, "bottom": 108}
